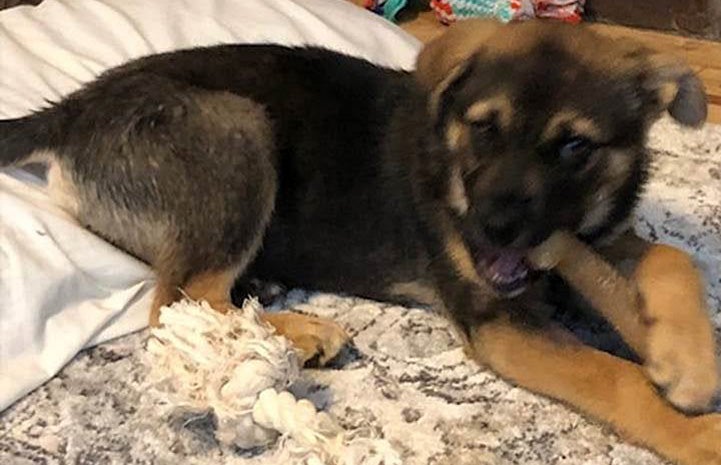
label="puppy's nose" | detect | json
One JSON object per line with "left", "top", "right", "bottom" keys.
{"left": 484, "top": 220, "right": 524, "bottom": 247}
{"left": 483, "top": 193, "right": 533, "bottom": 247}
{"left": 491, "top": 192, "right": 533, "bottom": 211}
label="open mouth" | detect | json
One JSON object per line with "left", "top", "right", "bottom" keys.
{"left": 475, "top": 248, "right": 532, "bottom": 297}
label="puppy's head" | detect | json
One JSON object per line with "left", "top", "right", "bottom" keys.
{"left": 416, "top": 20, "right": 706, "bottom": 296}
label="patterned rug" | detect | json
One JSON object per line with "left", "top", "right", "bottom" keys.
{"left": 1, "top": 117, "right": 720, "bottom": 465}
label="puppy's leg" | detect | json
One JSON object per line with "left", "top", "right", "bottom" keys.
{"left": 595, "top": 232, "right": 718, "bottom": 411}
{"left": 469, "top": 315, "right": 721, "bottom": 465}
{"left": 530, "top": 231, "right": 649, "bottom": 353}
{"left": 633, "top": 243, "right": 719, "bottom": 412}
{"left": 149, "top": 277, "right": 180, "bottom": 327}
{"left": 534, "top": 231, "right": 719, "bottom": 411}
{"left": 182, "top": 268, "right": 240, "bottom": 314}
{"left": 183, "top": 269, "right": 348, "bottom": 365}
{"left": 46, "top": 76, "right": 349, "bottom": 365}
{"left": 262, "top": 312, "right": 349, "bottom": 365}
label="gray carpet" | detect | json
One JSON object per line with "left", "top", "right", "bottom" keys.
{"left": 1, "top": 118, "right": 720, "bottom": 465}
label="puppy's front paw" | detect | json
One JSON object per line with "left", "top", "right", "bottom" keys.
{"left": 645, "top": 319, "right": 719, "bottom": 412}
{"left": 263, "top": 312, "right": 350, "bottom": 366}
{"left": 636, "top": 245, "right": 719, "bottom": 412}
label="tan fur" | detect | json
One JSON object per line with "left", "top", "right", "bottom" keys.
{"left": 529, "top": 231, "right": 649, "bottom": 355}
{"left": 148, "top": 267, "right": 241, "bottom": 326}
{"left": 46, "top": 158, "right": 81, "bottom": 216}
{"left": 447, "top": 165, "right": 469, "bottom": 215}
{"left": 658, "top": 81, "right": 681, "bottom": 107}
{"left": 182, "top": 268, "right": 241, "bottom": 312}
{"left": 445, "top": 233, "right": 483, "bottom": 285}
{"left": 542, "top": 110, "right": 603, "bottom": 142}
{"left": 579, "top": 149, "right": 635, "bottom": 234}
{"left": 149, "top": 278, "right": 180, "bottom": 327}
{"left": 468, "top": 314, "right": 721, "bottom": 465}
{"left": 530, "top": 231, "right": 720, "bottom": 414}
{"left": 445, "top": 119, "right": 467, "bottom": 151}
{"left": 634, "top": 244, "right": 720, "bottom": 412}
{"left": 262, "top": 312, "right": 350, "bottom": 365}
{"left": 415, "top": 19, "right": 503, "bottom": 92}
{"left": 387, "top": 280, "right": 442, "bottom": 308}
{"left": 465, "top": 95, "right": 513, "bottom": 129}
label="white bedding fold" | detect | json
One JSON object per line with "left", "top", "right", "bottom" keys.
{"left": 0, "top": 171, "right": 155, "bottom": 409}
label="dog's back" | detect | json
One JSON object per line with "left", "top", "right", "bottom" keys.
{"left": 0, "top": 44, "right": 429, "bottom": 311}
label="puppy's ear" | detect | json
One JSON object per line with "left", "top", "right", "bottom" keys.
{"left": 416, "top": 19, "right": 502, "bottom": 90}
{"left": 416, "top": 19, "right": 503, "bottom": 113}
{"left": 645, "top": 53, "right": 707, "bottom": 127}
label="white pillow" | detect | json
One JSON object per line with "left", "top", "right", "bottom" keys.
{"left": 0, "top": 0, "right": 421, "bottom": 411}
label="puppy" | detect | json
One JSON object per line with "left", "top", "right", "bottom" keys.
{"left": 1, "top": 19, "right": 719, "bottom": 464}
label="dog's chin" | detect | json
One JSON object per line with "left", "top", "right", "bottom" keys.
{"left": 474, "top": 247, "right": 532, "bottom": 298}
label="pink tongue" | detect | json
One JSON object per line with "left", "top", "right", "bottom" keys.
{"left": 488, "top": 250, "right": 527, "bottom": 279}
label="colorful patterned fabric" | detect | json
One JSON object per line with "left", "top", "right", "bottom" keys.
{"left": 364, "top": 0, "right": 585, "bottom": 25}
{"left": 363, "top": 0, "right": 409, "bottom": 22}
{"left": 431, "top": 0, "right": 513, "bottom": 23}
{"left": 431, "top": 0, "right": 584, "bottom": 24}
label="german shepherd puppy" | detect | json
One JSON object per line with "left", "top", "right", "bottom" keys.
{"left": 1, "top": 20, "right": 719, "bottom": 464}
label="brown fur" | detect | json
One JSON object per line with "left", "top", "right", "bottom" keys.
{"left": 262, "top": 312, "right": 350, "bottom": 365}
{"left": 635, "top": 244, "right": 719, "bottom": 412}
{"left": 531, "top": 230, "right": 719, "bottom": 412}
{"left": 468, "top": 312, "right": 721, "bottom": 465}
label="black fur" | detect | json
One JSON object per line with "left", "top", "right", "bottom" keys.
{"left": 0, "top": 39, "right": 664, "bottom": 336}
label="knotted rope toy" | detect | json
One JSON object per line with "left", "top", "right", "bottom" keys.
{"left": 146, "top": 298, "right": 401, "bottom": 465}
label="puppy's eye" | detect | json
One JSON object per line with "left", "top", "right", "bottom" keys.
{"left": 470, "top": 119, "right": 494, "bottom": 131}
{"left": 468, "top": 119, "right": 498, "bottom": 142}
{"left": 558, "top": 136, "right": 592, "bottom": 161}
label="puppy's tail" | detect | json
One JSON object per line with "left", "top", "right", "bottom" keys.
{"left": 0, "top": 112, "right": 55, "bottom": 167}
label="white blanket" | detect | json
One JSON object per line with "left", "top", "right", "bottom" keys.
{"left": 0, "top": 0, "right": 420, "bottom": 412}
